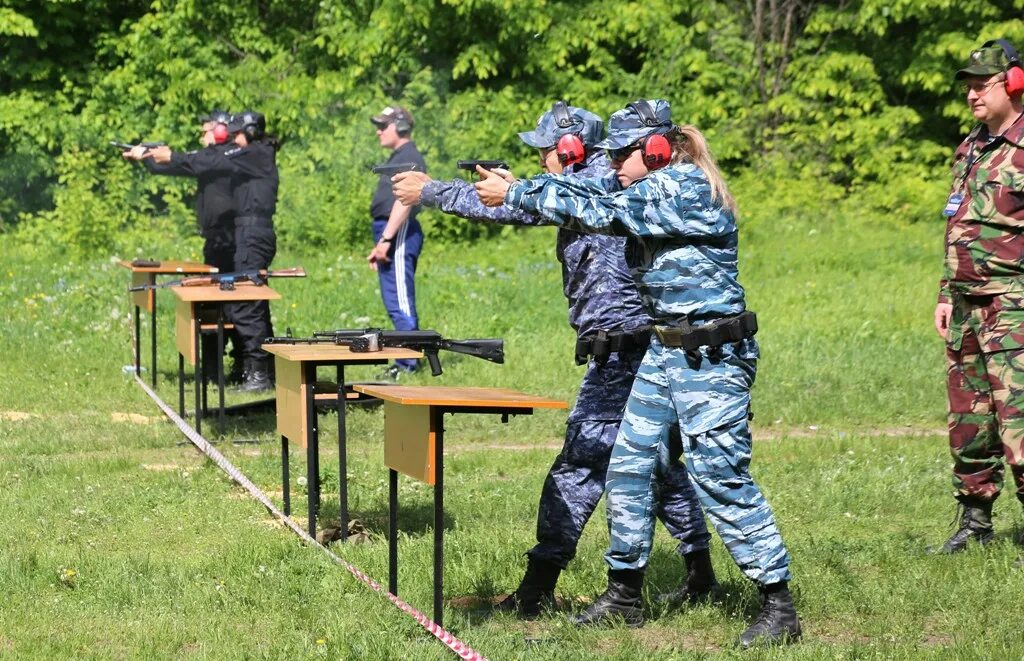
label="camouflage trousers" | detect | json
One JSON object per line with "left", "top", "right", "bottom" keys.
{"left": 529, "top": 348, "right": 711, "bottom": 569}
{"left": 946, "top": 291, "right": 1024, "bottom": 504}
{"left": 604, "top": 338, "right": 792, "bottom": 585}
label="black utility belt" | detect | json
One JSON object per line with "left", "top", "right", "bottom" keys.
{"left": 235, "top": 216, "right": 273, "bottom": 227}
{"left": 575, "top": 327, "right": 652, "bottom": 365}
{"left": 654, "top": 311, "right": 758, "bottom": 350}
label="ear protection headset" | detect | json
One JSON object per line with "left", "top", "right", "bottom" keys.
{"left": 235, "top": 111, "right": 266, "bottom": 143}
{"left": 983, "top": 39, "right": 1024, "bottom": 97}
{"left": 626, "top": 100, "right": 673, "bottom": 169}
{"left": 552, "top": 101, "right": 586, "bottom": 167}
{"left": 205, "top": 110, "right": 231, "bottom": 144}
{"left": 393, "top": 109, "right": 412, "bottom": 136}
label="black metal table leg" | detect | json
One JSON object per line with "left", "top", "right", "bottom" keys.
{"left": 134, "top": 304, "right": 141, "bottom": 377}
{"left": 178, "top": 353, "right": 185, "bottom": 417}
{"left": 433, "top": 408, "right": 445, "bottom": 626}
{"left": 216, "top": 310, "right": 226, "bottom": 436}
{"left": 150, "top": 298, "right": 157, "bottom": 387}
{"left": 194, "top": 307, "right": 202, "bottom": 435}
{"left": 389, "top": 468, "right": 398, "bottom": 596}
{"left": 337, "top": 364, "right": 348, "bottom": 543}
{"left": 305, "top": 362, "right": 319, "bottom": 538}
{"left": 282, "top": 435, "right": 290, "bottom": 516}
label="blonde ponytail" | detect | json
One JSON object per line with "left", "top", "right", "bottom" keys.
{"left": 669, "top": 125, "right": 736, "bottom": 214}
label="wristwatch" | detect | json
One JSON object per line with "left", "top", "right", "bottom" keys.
{"left": 379, "top": 235, "right": 393, "bottom": 244}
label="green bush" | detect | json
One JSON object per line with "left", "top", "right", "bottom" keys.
{"left": 1, "top": 0, "right": 1020, "bottom": 253}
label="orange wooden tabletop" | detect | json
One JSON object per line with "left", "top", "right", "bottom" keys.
{"left": 262, "top": 343, "right": 422, "bottom": 362}
{"left": 352, "top": 385, "right": 568, "bottom": 409}
{"left": 171, "top": 283, "right": 282, "bottom": 302}
{"left": 117, "top": 260, "right": 217, "bottom": 274}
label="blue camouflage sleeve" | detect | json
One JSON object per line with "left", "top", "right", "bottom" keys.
{"left": 422, "top": 177, "right": 544, "bottom": 226}
{"left": 505, "top": 166, "right": 735, "bottom": 238}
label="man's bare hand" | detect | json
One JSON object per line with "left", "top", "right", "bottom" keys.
{"left": 148, "top": 145, "right": 172, "bottom": 164}
{"left": 367, "top": 242, "right": 391, "bottom": 271}
{"left": 123, "top": 145, "right": 149, "bottom": 161}
{"left": 473, "top": 165, "right": 512, "bottom": 207}
{"left": 934, "top": 302, "right": 953, "bottom": 339}
{"left": 391, "top": 171, "right": 433, "bottom": 206}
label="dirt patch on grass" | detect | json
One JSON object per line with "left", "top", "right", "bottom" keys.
{"left": 632, "top": 626, "right": 722, "bottom": 653}
{"left": 256, "top": 517, "right": 291, "bottom": 529}
{"left": 0, "top": 411, "right": 35, "bottom": 421}
{"left": 111, "top": 411, "right": 161, "bottom": 425}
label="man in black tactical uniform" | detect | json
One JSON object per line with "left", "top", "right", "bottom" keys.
{"left": 123, "top": 109, "right": 243, "bottom": 382}
{"left": 141, "top": 110, "right": 281, "bottom": 392}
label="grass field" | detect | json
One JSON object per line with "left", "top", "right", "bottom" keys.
{"left": 2, "top": 198, "right": 1023, "bottom": 659}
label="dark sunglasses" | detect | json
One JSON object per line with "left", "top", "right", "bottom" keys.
{"left": 605, "top": 144, "right": 641, "bottom": 163}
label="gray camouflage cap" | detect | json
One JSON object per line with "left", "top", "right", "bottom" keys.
{"left": 518, "top": 103, "right": 604, "bottom": 149}
{"left": 955, "top": 44, "right": 1013, "bottom": 80}
{"left": 594, "top": 99, "right": 675, "bottom": 150}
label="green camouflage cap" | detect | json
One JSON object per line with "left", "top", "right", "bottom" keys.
{"left": 955, "top": 46, "right": 1010, "bottom": 80}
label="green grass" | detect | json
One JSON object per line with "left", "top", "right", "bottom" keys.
{"left": 2, "top": 206, "right": 1021, "bottom": 659}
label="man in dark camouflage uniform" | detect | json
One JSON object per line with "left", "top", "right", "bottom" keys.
{"left": 934, "top": 40, "right": 1024, "bottom": 553}
{"left": 391, "top": 103, "right": 715, "bottom": 620}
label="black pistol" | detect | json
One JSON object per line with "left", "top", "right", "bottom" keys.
{"left": 457, "top": 160, "right": 510, "bottom": 172}
{"left": 371, "top": 162, "right": 419, "bottom": 176}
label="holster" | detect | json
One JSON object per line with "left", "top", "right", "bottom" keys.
{"left": 654, "top": 311, "right": 758, "bottom": 351}
{"left": 575, "top": 327, "right": 652, "bottom": 365}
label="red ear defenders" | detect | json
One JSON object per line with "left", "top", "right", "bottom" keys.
{"left": 984, "top": 39, "right": 1024, "bottom": 97}
{"left": 552, "top": 101, "right": 586, "bottom": 167}
{"left": 212, "top": 123, "right": 229, "bottom": 144}
{"left": 626, "top": 101, "right": 673, "bottom": 169}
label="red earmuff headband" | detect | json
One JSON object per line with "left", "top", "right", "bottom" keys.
{"left": 552, "top": 101, "right": 586, "bottom": 167}
{"left": 985, "top": 39, "right": 1024, "bottom": 97}
{"left": 627, "top": 101, "right": 674, "bottom": 170}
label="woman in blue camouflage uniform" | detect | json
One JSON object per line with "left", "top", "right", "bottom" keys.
{"left": 475, "top": 100, "right": 800, "bottom": 646}
{"left": 391, "top": 102, "right": 715, "bottom": 621}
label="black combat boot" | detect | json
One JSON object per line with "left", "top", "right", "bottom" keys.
{"left": 571, "top": 569, "right": 644, "bottom": 628}
{"left": 737, "top": 582, "right": 802, "bottom": 648}
{"left": 227, "top": 361, "right": 246, "bottom": 385}
{"left": 932, "top": 501, "right": 994, "bottom": 554}
{"left": 655, "top": 547, "right": 721, "bottom": 608}
{"left": 233, "top": 358, "right": 272, "bottom": 393}
{"left": 493, "top": 556, "right": 560, "bottom": 618}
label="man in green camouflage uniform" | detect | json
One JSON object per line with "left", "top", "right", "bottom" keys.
{"left": 934, "top": 40, "right": 1024, "bottom": 553}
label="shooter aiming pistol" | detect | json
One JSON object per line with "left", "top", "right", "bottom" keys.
{"left": 371, "top": 162, "right": 419, "bottom": 176}
{"left": 111, "top": 140, "right": 166, "bottom": 151}
{"left": 128, "top": 266, "right": 306, "bottom": 292}
{"left": 264, "top": 328, "right": 504, "bottom": 376}
{"left": 457, "top": 160, "right": 510, "bottom": 172}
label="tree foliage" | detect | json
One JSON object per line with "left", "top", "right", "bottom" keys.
{"left": 0, "top": 0, "right": 1021, "bottom": 253}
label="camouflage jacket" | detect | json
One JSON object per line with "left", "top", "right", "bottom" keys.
{"left": 420, "top": 151, "right": 652, "bottom": 337}
{"left": 939, "top": 114, "right": 1024, "bottom": 304}
{"left": 505, "top": 163, "right": 748, "bottom": 325}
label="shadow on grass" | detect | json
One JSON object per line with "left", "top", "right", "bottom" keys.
{"left": 313, "top": 501, "right": 456, "bottom": 539}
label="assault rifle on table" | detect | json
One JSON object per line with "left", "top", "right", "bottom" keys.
{"left": 371, "top": 162, "right": 420, "bottom": 176}
{"left": 457, "top": 160, "right": 510, "bottom": 172}
{"left": 111, "top": 140, "right": 166, "bottom": 151}
{"left": 264, "top": 328, "right": 505, "bottom": 376}
{"left": 128, "top": 267, "right": 306, "bottom": 292}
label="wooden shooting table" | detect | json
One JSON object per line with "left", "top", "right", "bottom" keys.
{"left": 118, "top": 260, "right": 218, "bottom": 387}
{"left": 173, "top": 283, "right": 281, "bottom": 436}
{"left": 260, "top": 343, "right": 423, "bottom": 540}
{"left": 352, "top": 385, "right": 567, "bottom": 627}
